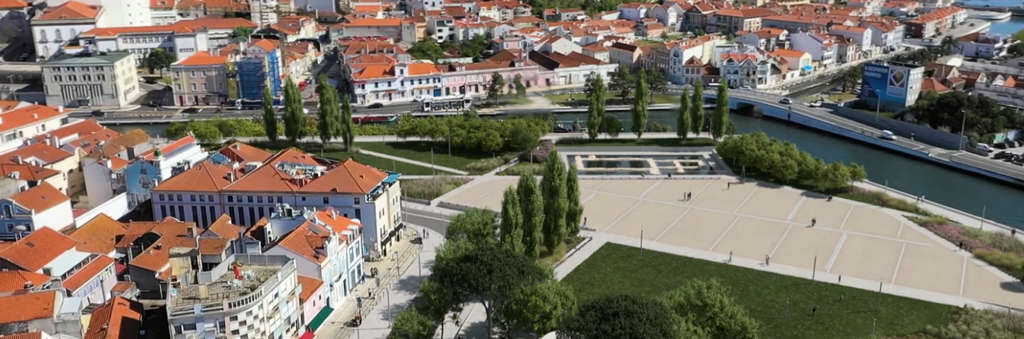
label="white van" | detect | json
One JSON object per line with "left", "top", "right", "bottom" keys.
{"left": 879, "top": 130, "right": 896, "bottom": 141}
{"left": 976, "top": 143, "right": 994, "bottom": 153}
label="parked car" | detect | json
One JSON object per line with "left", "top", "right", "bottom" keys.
{"left": 91, "top": 110, "right": 105, "bottom": 117}
{"left": 779, "top": 98, "right": 792, "bottom": 105}
{"left": 182, "top": 108, "right": 202, "bottom": 114}
{"left": 879, "top": 130, "right": 896, "bottom": 141}
{"left": 367, "top": 103, "right": 385, "bottom": 109}
{"left": 975, "top": 143, "right": 994, "bottom": 153}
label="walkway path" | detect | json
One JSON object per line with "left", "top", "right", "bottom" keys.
{"left": 358, "top": 149, "right": 468, "bottom": 175}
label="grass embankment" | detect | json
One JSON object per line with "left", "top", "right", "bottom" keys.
{"left": 357, "top": 141, "right": 515, "bottom": 174}
{"left": 907, "top": 215, "right": 1024, "bottom": 279}
{"left": 401, "top": 176, "right": 471, "bottom": 201}
{"left": 245, "top": 141, "right": 455, "bottom": 175}
{"left": 555, "top": 136, "right": 718, "bottom": 147}
{"left": 545, "top": 93, "right": 680, "bottom": 106}
{"left": 562, "top": 243, "right": 956, "bottom": 339}
{"left": 498, "top": 162, "right": 545, "bottom": 176}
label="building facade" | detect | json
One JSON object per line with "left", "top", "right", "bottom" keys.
{"left": 41, "top": 51, "right": 140, "bottom": 108}
{"left": 860, "top": 60, "right": 925, "bottom": 112}
{"left": 171, "top": 52, "right": 230, "bottom": 106}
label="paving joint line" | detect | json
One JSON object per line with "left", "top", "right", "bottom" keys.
{"left": 786, "top": 196, "right": 806, "bottom": 222}
{"left": 826, "top": 233, "right": 847, "bottom": 273}
{"left": 959, "top": 256, "right": 967, "bottom": 296}
{"left": 654, "top": 209, "right": 692, "bottom": 242}
{"left": 639, "top": 180, "right": 663, "bottom": 199}
{"left": 709, "top": 217, "right": 742, "bottom": 252}
{"left": 733, "top": 186, "right": 759, "bottom": 212}
{"left": 688, "top": 179, "right": 715, "bottom": 204}
{"left": 839, "top": 205, "right": 854, "bottom": 229}
{"left": 466, "top": 181, "right": 515, "bottom": 206}
{"left": 891, "top": 243, "right": 907, "bottom": 284}
{"left": 769, "top": 224, "right": 794, "bottom": 258}
{"left": 602, "top": 200, "right": 645, "bottom": 232}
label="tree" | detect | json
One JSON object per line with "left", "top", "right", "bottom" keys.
{"left": 661, "top": 279, "right": 760, "bottom": 339}
{"left": 445, "top": 208, "right": 498, "bottom": 245}
{"left": 564, "top": 164, "right": 582, "bottom": 236}
{"left": 430, "top": 244, "right": 549, "bottom": 338}
{"left": 609, "top": 65, "right": 634, "bottom": 100}
{"left": 144, "top": 48, "right": 175, "bottom": 74}
{"left": 712, "top": 81, "right": 730, "bottom": 139}
{"left": 646, "top": 69, "right": 668, "bottom": 102}
{"left": 517, "top": 173, "right": 543, "bottom": 259}
{"left": 261, "top": 87, "right": 278, "bottom": 141}
{"left": 631, "top": 70, "right": 649, "bottom": 138}
{"left": 820, "top": 161, "right": 852, "bottom": 191}
{"left": 602, "top": 116, "right": 623, "bottom": 138}
{"left": 689, "top": 83, "right": 705, "bottom": 135}
{"left": 562, "top": 294, "right": 678, "bottom": 339}
{"left": 513, "top": 74, "right": 526, "bottom": 98}
{"left": 540, "top": 149, "right": 567, "bottom": 252}
{"left": 509, "top": 123, "right": 540, "bottom": 152}
{"left": 586, "top": 74, "right": 606, "bottom": 141}
{"left": 230, "top": 26, "right": 253, "bottom": 43}
{"left": 500, "top": 280, "right": 576, "bottom": 335}
{"left": 391, "top": 307, "right": 435, "bottom": 339}
{"left": 499, "top": 187, "right": 524, "bottom": 253}
{"left": 316, "top": 75, "right": 342, "bottom": 144}
{"left": 190, "top": 121, "right": 223, "bottom": 142}
{"left": 340, "top": 94, "right": 355, "bottom": 150}
{"left": 848, "top": 162, "right": 867, "bottom": 182}
{"left": 408, "top": 39, "right": 445, "bottom": 61}
{"left": 678, "top": 88, "right": 691, "bottom": 140}
{"left": 487, "top": 72, "right": 505, "bottom": 105}
{"left": 282, "top": 78, "right": 306, "bottom": 142}
{"left": 166, "top": 121, "right": 188, "bottom": 138}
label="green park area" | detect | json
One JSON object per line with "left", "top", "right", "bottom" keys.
{"left": 562, "top": 243, "right": 956, "bottom": 339}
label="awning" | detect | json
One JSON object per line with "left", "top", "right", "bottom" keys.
{"left": 299, "top": 332, "right": 315, "bottom": 339}
{"left": 308, "top": 306, "right": 334, "bottom": 331}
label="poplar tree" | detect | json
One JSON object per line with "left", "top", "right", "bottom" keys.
{"left": 564, "top": 163, "right": 583, "bottom": 236}
{"left": 712, "top": 81, "right": 730, "bottom": 139}
{"left": 690, "top": 83, "right": 705, "bottom": 136}
{"left": 678, "top": 88, "right": 691, "bottom": 140}
{"left": 499, "top": 187, "right": 524, "bottom": 253}
{"left": 541, "top": 149, "right": 567, "bottom": 251}
{"left": 282, "top": 78, "right": 306, "bottom": 142}
{"left": 316, "top": 75, "right": 342, "bottom": 144}
{"left": 517, "top": 173, "right": 543, "bottom": 258}
{"left": 586, "top": 74, "right": 606, "bottom": 141}
{"left": 261, "top": 87, "right": 277, "bottom": 141}
{"left": 340, "top": 94, "right": 355, "bottom": 150}
{"left": 631, "top": 70, "right": 649, "bottom": 138}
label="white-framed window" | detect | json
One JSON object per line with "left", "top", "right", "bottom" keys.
{"left": 191, "top": 83, "right": 197, "bottom": 91}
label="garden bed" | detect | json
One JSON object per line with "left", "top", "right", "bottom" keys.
{"left": 907, "top": 216, "right": 1024, "bottom": 279}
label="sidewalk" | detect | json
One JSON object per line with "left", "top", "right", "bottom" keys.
{"left": 358, "top": 149, "right": 468, "bottom": 175}
{"left": 855, "top": 181, "right": 1021, "bottom": 238}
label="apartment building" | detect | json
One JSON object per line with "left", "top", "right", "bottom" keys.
{"left": 152, "top": 146, "right": 405, "bottom": 258}
{"left": 0, "top": 103, "right": 70, "bottom": 154}
{"left": 167, "top": 254, "right": 302, "bottom": 339}
{"left": 905, "top": 6, "right": 966, "bottom": 38}
{"left": 0, "top": 184, "right": 73, "bottom": 239}
{"left": 41, "top": 51, "right": 140, "bottom": 109}
{"left": 150, "top": 0, "right": 177, "bottom": 25}
{"left": 171, "top": 52, "right": 230, "bottom": 106}
{"left": 30, "top": 1, "right": 105, "bottom": 60}
{"left": 0, "top": 228, "right": 117, "bottom": 305}
{"left": 350, "top": 61, "right": 444, "bottom": 105}
{"left": 79, "top": 18, "right": 257, "bottom": 65}
{"left": 958, "top": 32, "right": 1013, "bottom": 60}
{"left": 0, "top": 290, "right": 84, "bottom": 337}
{"left": 790, "top": 32, "right": 836, "bottom": 69}
{"left": 0, "top": 142, "right": 80, "bottom": 196}
{"left": 81, "top": 133, "right": 205, "bottom": 208}
{"left": 708, "top": 8, "right": 774, "bottom": 34}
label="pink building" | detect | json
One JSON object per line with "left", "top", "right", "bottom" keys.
{"left": 298, "top": 275, "right": 328, "bottom": 332}
{"left": 440, "top": 50, "right": 551, "bottom": 96}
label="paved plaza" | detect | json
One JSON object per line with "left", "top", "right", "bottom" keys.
{"left": 441, "top": 176, "right": 1024, "bottom": 307}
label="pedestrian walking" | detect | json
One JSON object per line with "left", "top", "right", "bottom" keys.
{"left": 811, "top": 217, "right": 817, "bottom": 227}
{"left": 584, "top": 217, "right": 588, "bottom": 226}
{"left": 729, "top": 251, "right": 733, "bottom": 263}
{"left": 959, "top": 241, "right": 963, "bottom": 250}
{"left": 1013, "top": 229, "right": 1017, "bottom": 237}
{"left": 687, "top": 192, "right": 692, "bottom": 201}
{"left": 765, "top": 255, "right": 770, "bottom": 266}
{"left": 812, "top": 307, "right": 817, "bottom": 316}
{"left": 838, "top": 275, "right": 842, "bottom": 284}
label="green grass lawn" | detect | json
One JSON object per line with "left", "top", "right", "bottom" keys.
{"left": 562, "top": 243, "right": 955, "bottom": 339}
{"left": 555, "top": 137, "right": 717, "bottom": 147}
{"left": 546, "top": 94, "right": 679, "bottom": 107}
{"left": 356, "top": 141, "right": 497, "bottom": 171}
{"left": 320, "top": 151, "right": 451, "bottom": 176}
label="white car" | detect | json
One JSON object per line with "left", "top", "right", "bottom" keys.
{"left": 879, "top": 130, "right": 896, "bottom": 141}
{"left": 779, "top": 98, "right": 793, "bottom": 105}
{"left": 303, "top": 108, "right": 310, "bottom": 114}
{"left": 808, "top": 101, "right": 822, "bottom": 107}
{"left": 976, "top": 143, "right": 994, "bottom": 153}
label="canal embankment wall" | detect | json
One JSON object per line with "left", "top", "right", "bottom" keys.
{"left": 827, "top": 104, "right": 967, "bottom": 150}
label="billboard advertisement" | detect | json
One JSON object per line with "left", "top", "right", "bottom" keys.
{"left": 861, "top": 62, "right": 912, "bottom": 103}
{"left": 125, "top": 161, "right": 160, "bottom": 209}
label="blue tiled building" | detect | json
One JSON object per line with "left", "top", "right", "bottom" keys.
{"left": 236, "top": 50, "right": 283, "bottom": 100}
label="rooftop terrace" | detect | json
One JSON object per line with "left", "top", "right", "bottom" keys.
{"left": 168, "top": 254, "right": 295, "bottom": 317}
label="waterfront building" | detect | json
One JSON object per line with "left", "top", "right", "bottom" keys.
{"left": 860, "top": 60, "right": 925, "bottom": 112}
{"left": 41, "top": 51, "right": 140, "bottom": 109}
{"left": 171, "top": 52, "right": 230, "bottom": 106}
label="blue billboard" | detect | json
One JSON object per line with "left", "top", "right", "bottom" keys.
{"left": 125, "top": 161, "right": 160, "bottom": 209}
{"left": 861, "top": 62, "right": 912, "bottom": 105}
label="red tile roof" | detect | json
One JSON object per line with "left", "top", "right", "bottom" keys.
{"left": 62, "top": 255, "right": 115, "bottom": 292}
{"left": 37, "top": 0, "right": 100, "bottom": 20}
{"left": 70, "top": 214, "right": 128, "bottom": 255}
{"left": 9, "top": 182, "right": 69, "bottom": 213}
{"left": 0, "top": 270, "right": 50, "bottom": 292}
{"left": 219, "top": 142, "right": 273, "bottom": 163}
{"left": 84, "top": 296, "right": 143, "bottom": 339}
{"left": 0, "top": 163, "right": 60, "bottom": 181}
{"left": 0, "top": 105, "right": 67, "bottom": 134}
{"left": 0, "top": 290, "right": 58, "bottom": 323}
{"left": 0, "top": 228, "right": 78, "bottom": 272}
{"left": 174, "top": 51, "right": 228, "bottom": 67}
{"left": 82, "top": 18, "right": 257, "bottom": 37}
{"left": 296, "top": 274, "right": 323, "bottom": 302}
{"left": 0, "top": 142, "right": 74, "bottom": 165}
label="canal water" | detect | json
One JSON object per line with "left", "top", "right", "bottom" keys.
{"left": 110, "top": 109, "right": 1024, "bottom": 229}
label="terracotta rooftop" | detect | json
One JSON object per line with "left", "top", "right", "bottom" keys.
{"left": 37, "top": 0, "right": 100, "bottom": 20}
{"left": 9, "top": 182, "right": 69, "bottom": 213}
{"left": 0, "top": 290, "right": 58, "bottom": 324}
{"left": 0, "top": 105, "right": 68, "bottom": 134}
{"left": 296, "top": 274, "right": 323, "bottom": 302}
{"left": 203, "top": 214, "right": 245, "bottom": 240}
{"left": 87, "top": 129, "right": 150, "bottom": 158}
{"left": 0, "top": 269, "right": 50, "bottom": 292}
{"left": 0, "top": 227, "right": 78, "bottom": 272}
{"left": 70, "top": 214, "right": 128, "bottom": 255}
{"left": 84, "top": 296, "right": 143, "bottom": 339}
{"left": 0, "top": 142, "right": 74, "bottom": 166}
{"left": 62, "top": 255, "right": 115, "bottom": 292}
{"left": 0, "top": 163, "right": 60, "bottom": 182}
{"left": 126, "top": 219, "right": 198, "bottom": 275}
{"left": 174, "top": 51, "right": 228, "bottom": 67}
{"left": 153, "top": 160, "right": 233, "bottom": 193}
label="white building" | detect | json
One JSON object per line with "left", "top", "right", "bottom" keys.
{"left": 166, "top": 254, "right": 302, "bottom": 339}
{"left": 82, "top": 133, "right": 204, "bottom": 208}
{"left": 829, "top": 25, "right": 872, "bottom": 51}
{"left": 79, "top": 18, "right": 257, "bottom": 65}
{"left": 48, "top": 0, "right": 150, "bottom": 27}
{"left": 30, "top": 0, "right": 105, "bottom": 60}
{"left": 527, "top": 50, "right": 617, "bottom": 87}
{"left": 0, "top": 142, "right": 79, "bottom": 196}
{"left": 249, "top": 0, "right": 279, "bottom": 28}
{"left": 0, "top": 289, "right": 84, "bottom": 337}
{"left": 790, "top": 32, "right": 836, "bottom": 70}
{"left": 0, "top": 227, "right": 117, "bottom": 306}
{"left": 349, "top": 61, "right": 444, "bottom": 105}
{"left": 150, "top": 0, "right": 178, "bottom": 26}
{"left": 958, "top": 32, "right": 1013, "bottom": 60}
{"left": 152, "top": 147, "right": 405, "bottom": 257}
{"left": 0, "top": 183, "right": 73, "bottom": 240}
{"left": 41, "top": 51, "right": 141, "bottom": 109}
{"left": 0, "top": 103, "right": 69, "bottom": 154}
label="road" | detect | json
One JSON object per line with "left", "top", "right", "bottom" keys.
{"left": 70, "top": 102, "right": 425, "bottom": 121}
{"left": 402, "top": 208, "right": 451, "bottom": 235}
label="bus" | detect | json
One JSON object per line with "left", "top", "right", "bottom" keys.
{"left": 416, "top": 95, "right": 472, "bottom": 112}
{"left": 234, "top": 98, "right": 282, "bottom": 110}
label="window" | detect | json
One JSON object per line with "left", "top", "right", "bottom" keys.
{"left": 98, "top": 74, "right": 105, "bottom": 81}
{"left": 83, "top": 74, "right": 91, "bottom": 81}
{"left": 159, "top": 194, "right": 165, "bottom": 201}
{"left": 39, "top": 30, "right": 47, "bottom": 41}
{"left": 208, "top": 195, "right": 214, "bottom": 201}
{"left": 202, "top": 71, "right": 207, "bottom": 77}
{"left": 190, "top": 195, "right": 196, "bottom": 202}
{"left": 68, "top": 75, "right": 76, "bottom": 81}
{"left": 257, "top": 196, "right": 263, "bottom": 203}
{"left": 323, "top": 197, "right": 329, "bottom": 204}
{"left": 191, "top": 84, "right": 197, "bottom": 91}
{"left": 247, "top": 196, "right": 253, "bottom": 203}
{"left": 176, "top": 194, "right": 182, "bottom": 201}
{"left": 69, "top": 28, "right": 76, "bottom": 37}
{"left": 228, "top": 196, "right": 234, "bottom": 202}
{"left": 190, "top": 71, "right": 196, "bottom": 77}
{"left": 354, "top": 197, "right": 360, "bottom": 204}
{"left": 176, "top": 84, "right": 182, "bottom": 91}
{"left": 175, "top": 71, "right": 181, "bottom": 78}
{"left": 202, "top": 83, "right": 207, "bottom": 91}
{"left": 52, "top": 75, "right": 62, "bottom": 82}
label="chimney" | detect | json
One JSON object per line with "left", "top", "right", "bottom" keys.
{"left": 58, "top": 106, "right": 64, "bottom": 113}
{"left": 50, "top": 136, "right": 59, "bottom": 147}
{"left": 330, "top": 209, "right": 336, "bottom": 219}
{"left": 228, "top": 172, "right": 235, "bottom": 182}
{"left": 43, "top": 138, "right": 50, "bottom": 146}
{"left": 12, "top": 155, "right": 21, "bottom": 164}
{"left": 104, "top": 158, "right": 112, "bottom": 169}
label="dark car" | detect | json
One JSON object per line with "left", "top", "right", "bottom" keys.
{"left": 182, "top": 108, "right": 203, "bottom": 114}
{"left": 367, "top": 103, "right": 384, "bottom": 109}
{"left": 91, "top": 110, "right": 106, "bottom": 117}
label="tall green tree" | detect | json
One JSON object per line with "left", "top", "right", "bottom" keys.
{"left": 564, "top": 163, "right": 582, "bottom": 236}
{"left": 261, "top": 87, "right": 278, "bottom": 141}
{"left": 430, "top": 244, "right": 549, "bottom": 339}
{"left": 646, "top": 69, "right": 668, "bottom": 102}
{"left": 540, "top": 149, "right": 567, "bottom": 252}
{"left": 487, "top": 72, "right": 506, "bottom": 105}
{"left": 678, "top": 88, "right": 691, "bottom": 140}
{"left": 602, "top": 116, "right": 623, "bottom": 138}
{"left": 282, "top": 78, "right": 306, "bottom": 142}
{"left": 230, "top": 26, "right": 253, "bottom": 43}
{"left": 517, "top": 173, "right": 543, "bottom": 258}
{"left": 662, "top": 279, "right": 760, "bottom": 339}
{"left": 500, "top": 280, "right": 577, "bottom": 335}
{"left": 390, "top": 307, "right": 435, "bottom": 339}
{"left": 630, "top": 70, "right": 649, "bottom": 138}
{"left": 563, "top": 294, "right": 679, "bottom": 339}
{"left": 499, "top": 187, "right": 524, "bottom": 253}
{"left": 712, "top": 81, "right": 730, "bottom": 139}
{"left": 144, "top": 48, "right": 175, "bottom": 75}
{"left": 512, "top": 74, "right": 526, "bottom": 98}
{"left": 316, "top": 75, "right": 342, "bottom": 144}
{"left": 586, "top": 75, "right": 606, "bottom": 140}
{"left": 690, "top": 83, "right": 705, "bottom": 136}
{"left": 609, "top": 65, "right": 634, "bottom": 100}
{"left": 445, "top": 209, "right": 498, "bottom": 245}
{"left": 340, "top": 94, "right": 355, "bottom": 150}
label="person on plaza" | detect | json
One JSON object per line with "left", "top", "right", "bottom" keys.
{"left": 765, "top": 255, "right": 770, "bottom": 266}
{"left": 727, "top": 182, "right": 731, "bottom": 189}
{"left": 811, "top": 218, "right": 817, "bottom": 227}
{"left": 688, "top": 192, "right": 692, "bottom": 200}
{"left": 1013, "top": 229, "right": 1017, "bottom": 237}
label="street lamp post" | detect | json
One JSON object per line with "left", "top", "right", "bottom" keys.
{"left": 874, "top": 89, "right": 882, "bottom": 122}
{"left": 959, "top": 109, "right": 967, "bottom": 151}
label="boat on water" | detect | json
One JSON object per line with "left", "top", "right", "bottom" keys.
{"left": 352, "top": 115, "right": 397, "bottom": 123}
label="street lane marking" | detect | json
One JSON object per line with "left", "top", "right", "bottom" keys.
{"left": 709, "top": 217, "right": 742, "bottom": 252}
{"left": 891, "top": 243, "right": 906, "bottom": 284}
{"left": 654, "top": 209, "right": 691, "bottom": 242}
{"left": 826, "top": 233, "right": 847, "bottom": 273}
